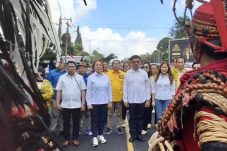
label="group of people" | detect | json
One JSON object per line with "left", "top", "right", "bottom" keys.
{"left": 40, "top": 53, "right": 190, "bottom": 148}
{"left": 149, "top": 0, "right": 227, "bottom": 150}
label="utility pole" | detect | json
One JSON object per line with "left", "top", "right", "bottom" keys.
{"left": 57, "top": 17, "right": 71, "bottom": 63}
{"left": 58, "top": 17, "right": 71, "bottom": 42}
{"left": 58, "top": 16, "right": 62, "bottom": 40}
{"left": 64, "top": 21, "right": 70, "bottom": 59}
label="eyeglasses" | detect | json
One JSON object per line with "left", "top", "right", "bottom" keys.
{"left": 143, "top": 66, "right": 149, "bottom": 69}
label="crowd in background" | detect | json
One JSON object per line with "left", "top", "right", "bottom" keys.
{"left": 36, "top": 55, "right": 199, "bottom": 148}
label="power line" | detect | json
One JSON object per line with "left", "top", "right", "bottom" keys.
{"left": 82, "top": 39, "right": 157, "bottom": 43}
{"left": 71, "top": 25, "right": 171, "bottom": 30}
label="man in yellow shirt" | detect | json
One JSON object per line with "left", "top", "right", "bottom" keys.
{"left": 105, "top": 60, "right": 125, "bottom": 135}
{"left": 171, "top": 57, "right": 187, "bottom": 89}
{"left": 103, "top": 60, "right": 112, "bottom": 73}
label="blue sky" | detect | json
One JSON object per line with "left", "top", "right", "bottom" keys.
{"left": 77, "top": 0, "right": 175, "bottom": 38}
{"left": 50, "top": 0, "right": 200, "bottom": 59}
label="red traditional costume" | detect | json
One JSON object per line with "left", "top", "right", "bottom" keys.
{"left": 148, "top": 0, "right": 227, "bottom": 150}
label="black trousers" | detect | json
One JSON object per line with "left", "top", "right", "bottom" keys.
{"left": 143, "top": 105, "right": 152, "bottom": 130}
{"left": 129, "top": 102, "right": 145, "bottom": 137}
{"left": 62, "top": 108, "right": 81, "bottom": 141}
{"left": 91, "top": 104, "right": 108, "bottom": 137}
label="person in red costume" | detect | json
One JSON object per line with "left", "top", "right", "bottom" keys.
{"left": 148, "top": 0, "right": 227, "bottom": 151}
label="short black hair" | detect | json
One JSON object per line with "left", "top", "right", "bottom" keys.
{"left": 102, "top": 59, "right": 109, "bottom": 64}
{"left": 192, "top": 62, "right": 199, "bottom": 68}
{"left": 150, "top": 64, "right": 159, "bottom": 68}
{"left": 177, "top": 57, "right": 185, "bottom": 62}
{"left": 130, "top": 55, "right": 141, "bottom": 61}
{"left": 67, "top": 61, "right": 77, "bottom": 66}
{"left": 112, "top": 59, "right": 120, "bottom": 66}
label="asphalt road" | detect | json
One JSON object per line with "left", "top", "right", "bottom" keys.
{"left": 54, "top": 114, "right": 156, "bottom": 151}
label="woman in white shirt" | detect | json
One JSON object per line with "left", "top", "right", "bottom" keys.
{"left": 86, "top": 60, "right": 112, "bottom": 147}
{"left": 151, "top": 62, "right": 175, "bottom": 122}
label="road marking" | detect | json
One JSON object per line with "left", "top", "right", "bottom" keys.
{"left": 125, "top": 116, "right": 134, "bottom": 151}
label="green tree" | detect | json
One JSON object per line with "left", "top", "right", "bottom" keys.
{"left": 139, "top": 53, "right": 152, "bottom": 62}
{"left": 156, "top": 37, "right": 172, "bottom": 61}
{"left": 89, "top": 50, "right": 105, "bottom": 63}
{"left": 105, "top": 53, "right": 117, "bottom": 62}
{"left": 40, "top": 48, "right": 56, "bottom": 61}
{"left": 169, "top": 16, "right": 190, "bottom": 39}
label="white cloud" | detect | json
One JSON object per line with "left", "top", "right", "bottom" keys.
{"left": 48, "top": 0, "right": 158, "bottom": 59}
{"left": 48, "top": 0, "right": 96, "bottom": 32}
{"left": 80, "top": 27, "right": 158, "bottom": 59}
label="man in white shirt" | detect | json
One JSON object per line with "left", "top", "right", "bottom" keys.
{"left": 56, "top": 61, "right": 86, "bottom": 147}
{"left": 123, "top": 55, "right": 151, "bottom": 142}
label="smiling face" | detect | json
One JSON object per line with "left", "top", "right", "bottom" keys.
{"left": 160, "top": 63, "right": 169, "bottom": 74}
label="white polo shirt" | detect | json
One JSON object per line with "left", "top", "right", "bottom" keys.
{"left": 56, "top": 73, "right": 86, "bottom": 109}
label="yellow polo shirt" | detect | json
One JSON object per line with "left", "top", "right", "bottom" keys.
{"left": 171, "top": 67, "right": 187, "bottom": 89}
{"left": 107, "top": 70, "right": 125, "bottom": 102}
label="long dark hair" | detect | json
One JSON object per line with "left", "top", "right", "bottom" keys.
{"left": 155, "top": 62, "right": 173, "bottom": 84}
{"left": 142, "top": 62, "right": 151, "bottom": 78}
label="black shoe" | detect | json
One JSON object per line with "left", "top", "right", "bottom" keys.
{"left": 105, "top": 128, "right": 112, "bottom": 135}
{"left": 136, "top": 135, "right": 145, "bottom": 142}
{"left": 129, "top": 136, "right": 136, "bottom": 142}
{"left": 117, "top": 127, "right": 123, "bottom": 135}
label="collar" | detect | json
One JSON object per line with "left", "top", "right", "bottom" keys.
{"left": 130, "top": 68, "right": 142, "bottom": 73}
{"left": 112, "top": 70, "right": 122, "bottom": 74}
{"left": 94, "top": 72, "right": 104, "bottom": 76}
{"left": 66, "top": 72, "right": 77, "bottom": 77}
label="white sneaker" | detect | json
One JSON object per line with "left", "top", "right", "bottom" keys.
{"left": 97, "top": 135, "right": 107, "bottom": 144}
{"left": 141, "top": 130, "right": 147, "bottom": 135}
{"left": 92, "top": 137, "right": 99, "bottom": 147}
{"left": 122, "top": 120, "right": 126, "bottom": 128}
{"left": 147, "top": 123, "right": 152, "bottom": 129}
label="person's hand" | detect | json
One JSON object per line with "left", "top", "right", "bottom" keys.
{"left": 145, "top": 100, "right": 150, "bottom": 108}
{"left": 124, "top": 102, "right": 129, "bottom": 107}
{"left": 152, "top": 100, "right": 155, "bottom": 107}
{"left": 88, "top": 105, "right": 93, "bottom": 110}
{"left": 81, "top": 104, "right": 85, "bottom": 111}
{"left": 107, "top": 102, "right": 112, "bottom": 109}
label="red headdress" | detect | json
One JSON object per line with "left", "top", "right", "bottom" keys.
{"left": 191, "top": 0, "right": 227, "bottom": 53}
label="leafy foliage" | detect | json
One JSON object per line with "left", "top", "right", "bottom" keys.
{"left": 169, "top": 16, "right": 190, "bottom": 39}
{"left": 156, "top": 37, "right": 172, "bottom": 61}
